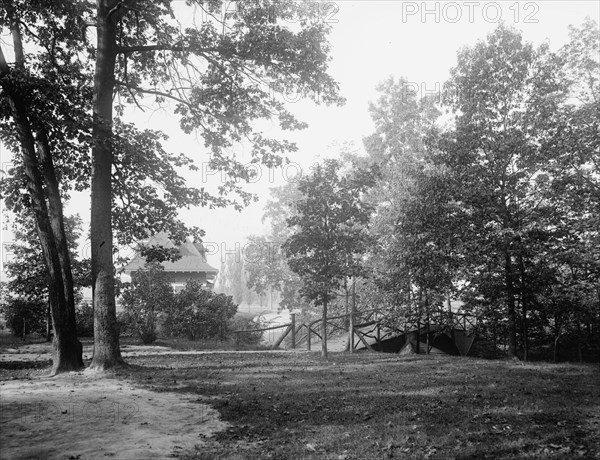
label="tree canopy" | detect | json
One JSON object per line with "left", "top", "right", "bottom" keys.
{"left": 1, "top": 0, "right": 342, "bottom": 372}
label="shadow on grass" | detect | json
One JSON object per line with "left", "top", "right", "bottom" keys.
{"left": 116, "top": 352, "right": 600, "bottom": 459}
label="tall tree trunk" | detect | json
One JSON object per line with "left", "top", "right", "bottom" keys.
{"left": 89, "top": 0, "right": 123, "bottom": 370}
{"left": 518, "top": 253, "right": 529, "bottom": 361}
{"left": 0, "top": 46, "right": 83, "bottom": 374}
{"left": 504, "top": 251, "right": 518, "bottom": 358}
{"left": 46, "top": 301, "right": 52, "bottom": 342}
{"left": 553, "top": 317, "right": 561, "bottom": 363}
{"left": 349, "top": 279, "right": 355, "bottom": 354}
{"left": 321, "top": 299, "right": 328, "bottom": 359}
{"left": 36, "top": 130, "right": 84, "bottom": 371}
{"left": 425, "top": 290, "right": 430, "bottom": 355}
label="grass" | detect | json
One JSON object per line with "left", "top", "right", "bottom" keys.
{"left": 113, "top": 351, "right": 600, "bottom": 460}
{"left": 153, "top": 337, "right": 271, "bottom": 352}
{"left": 1, "top": 332, "right": 598, "bottom": 459}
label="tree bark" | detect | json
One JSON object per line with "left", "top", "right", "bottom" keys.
{"left": 349, "top": 278, "right": 355, "bottom": 354}
{"left": 321, "top": 299, "right": 328, "bottom": 359}
{"left": 46, "top": 301, "right": 52, "bottom": 342}
{"left": 36, "top": 130, "right": 84, "bottom": 371}
{"left": 518, "top": 252, "right": 529, "bottom": 361}
{"left": 504, "top": 251, "right": 518, "bottom": 358}
{"left": 89, "top": 0, "right": 124, "bottom": 370}
{"left": 0, "top": 45, "right": 83, "bottom": 374}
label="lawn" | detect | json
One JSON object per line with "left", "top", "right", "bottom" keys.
{"left": 1, "top": 341, "right": 599, "bottom": 459}
{"left": 120, "top": 351, "right": 599, "bottom": 459}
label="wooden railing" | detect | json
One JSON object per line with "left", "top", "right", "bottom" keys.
{"left": 234, "top": 307, "right": 478, "bottom": 351}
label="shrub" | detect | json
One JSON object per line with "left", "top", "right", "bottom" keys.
{"left": 163, "top": 279, "right": 238, "bottom": 341}
{"left": 119, "top": 262, "right": 174, "bottom": 344}
{"left": 0, "top": 298, "right": 46, "bottom": 338}
{"left": 229, "top": 316, "right": 264, "bottom": 345}
{"left": 75, "top": 302, "right": 94, "bottom": 337}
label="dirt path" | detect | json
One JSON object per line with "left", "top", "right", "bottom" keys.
{"left": 0, "top": 371, "right": 228, "bottom": 459}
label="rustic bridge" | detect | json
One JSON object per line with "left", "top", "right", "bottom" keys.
{"left": 234, "top": 307, "right": 478, "bottom": 356}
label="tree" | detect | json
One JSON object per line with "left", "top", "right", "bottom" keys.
{"left": 215, "top": 247, "right": 246, "bottom": 305}
{"left": 1, "top": 1, "right": 342, "bottom": 371}
{"left": 163, "top": 279, "right": 237, "bottom": 341}
{"left": 3, "top": 213, "right": 90, "bottom": 340}
{"left": 284, "top": 159, "right": 374, "bottom": 358}
{"left": 0, "top": 296, "right": 47, "bottom": 338}
{"left": 0, "top": 0, "right": 89, "bottom": 373}
{"left": 88, "top": 0, "right": 342, "bottom": 369}
{"left": 361, "top": 77, "right": 453, "bottom": 318}
{"left": 537, "top": 18, "right": 600, "bottom": 361}
{"left": 437, "top": 25, "right": 567, "bottom": 358}
{"left": 245, "top": 182, "right": 305, "bottom": 311}
{"left": 120, "top": 262, "right": 174, "bottom": 344}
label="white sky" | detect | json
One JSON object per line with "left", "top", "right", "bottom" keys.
{"left": 1, "top": 1, "right": 599, "bottom": 271}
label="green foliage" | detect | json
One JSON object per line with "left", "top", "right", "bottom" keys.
{"left": 244, "top": 182, "right": 306, "bottom": 310}
{"left": 1, "top": 1, "right": 343, "bottom": 244}
{"left": 284, "top": 159, "right": 375, "bottom": 307}
{"left": 360, "top": 21, "right": 599, "bottom": 361}
{"left": 75, "top": 303, "right": 94, "bottom": 338}
{"left": 437, "top": 23, "right": 599, "bottom": 358}
{"left": 361, "top": 76, "right": 448, "bottom": 313}
{"left": 245, "top": 233, "right": 302, "bottom": 311}
{"left": 229, "top": 316, "right": 264, "bottom": 345}
{"left": 120, "top": 263, "right": 174, "bottom": 344}
{"left": 0, "top": 297, "right": 47, "bottom": 337}
{"left": 2, "top": 213, "right": 89, "bottom": 341}
{"left": 3, "top": 213, "right": 89, "bottom": 304}
{"left": 163, "top": 279, "right": 237, "bottom": 341}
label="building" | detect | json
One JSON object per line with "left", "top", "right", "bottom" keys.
{"left": 123, "top": 232, "right": 218, "bottom": 291}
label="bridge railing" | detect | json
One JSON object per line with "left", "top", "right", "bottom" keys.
{"left": 234, "top": 307, "right": 478, "bottom": 351}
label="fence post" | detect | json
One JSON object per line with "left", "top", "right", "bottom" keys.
{"left": 291, "top": 313, "right": 296, "bottom": 349}
{"left": 349, "top": 279, "right": 356, "bottom": 353}
{"left": 307, "top": 326, "right": 312, "bottom": 351}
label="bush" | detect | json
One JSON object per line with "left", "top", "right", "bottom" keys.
{"left": 163, "top": 279, "right": 238, "bottom": 341}
{"left": 140, "top": 329, "right": 157, "bottom": 345}
{"left": 116, "top": 311, "right": 131, "bottom": 336}
{"left": 0, "top": 298, "right": 46, "bottom": 338}
{"left": 76, "top": 302, "right": 94, "bottom": 337}
{"left": 119, "top": 262, "right": 174, "bottom": 344}
{"left": 229, "top": 316, "right": 264, "bottom": 345}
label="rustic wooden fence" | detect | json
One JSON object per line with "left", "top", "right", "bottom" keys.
{"left": 234, "top": 308, "right": 478, "bottom": 353}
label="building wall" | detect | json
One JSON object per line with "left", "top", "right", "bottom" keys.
{"left": 164, "top": 271, "right": 216, "bottom": 292}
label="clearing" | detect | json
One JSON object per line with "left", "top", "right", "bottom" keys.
{"left": 1, "top": 340, "right": 599, "bottom": 459}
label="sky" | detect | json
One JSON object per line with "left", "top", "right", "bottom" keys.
{"left": 1, "top": 0, "right": 599, "bottom": 272}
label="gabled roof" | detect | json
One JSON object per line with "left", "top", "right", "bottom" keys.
{"left": 123, "top": 232, "right": 218, "bottom": 274}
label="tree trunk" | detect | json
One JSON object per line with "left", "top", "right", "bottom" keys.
{"left": 46, "top": 302, "right": 52, "bottom": 342}
{"left": 321, "top": 299, "right": 328, "bottom": 359}
{"left": 349, "top": 279, "right": 355, "bottom": 354}
{"left": 89, "top": 0, "right": 124, "bottom": 370}
{"left": 36, "top": 130, "right": 84, "bottom": 371}
{"left": 425, "top": 290, "right": 430, "bottom": 355}
{"left": 504, "top": 251, "right": 518, "bottom": 358}
{"left": 518, "top": 252, "right": 528, "bottom": 361}
{"left": 0, "top": 46, "right": 83, "bottom": 374}
{"left": 577, "top": 321, "right": 583, "bottom": 363}
{"left": 344, "top": 278, "right": 349, "bottom": 330}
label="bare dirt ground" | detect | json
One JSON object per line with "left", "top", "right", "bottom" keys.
{"left": 0, "top": 342, "right": 229, "bottom": 460}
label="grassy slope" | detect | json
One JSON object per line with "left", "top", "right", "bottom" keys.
{"left": 115, "top": 352, "right": 600, "bottom": 460}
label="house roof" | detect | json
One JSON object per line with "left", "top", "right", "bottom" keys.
{"left": 123, "top": 232, "right": 218, "bottom": 274}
